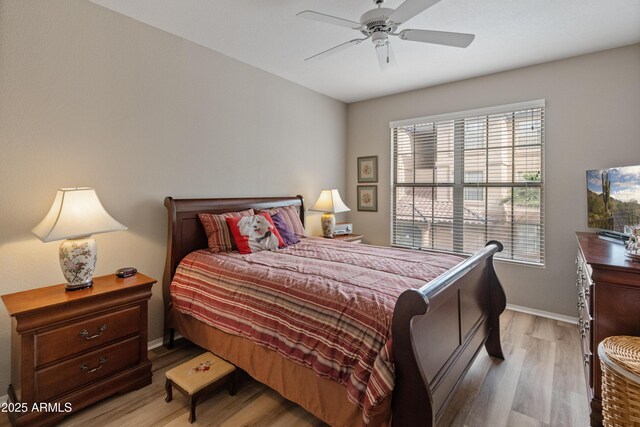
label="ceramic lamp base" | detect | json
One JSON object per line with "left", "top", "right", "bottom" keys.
{"left": 59, "top": 237, "right": 96, "bottom": 291}
{"left": 320, "top": 213, "right": 336, "bottom": 238}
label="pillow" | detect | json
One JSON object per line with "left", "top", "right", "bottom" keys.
{"left": 198, "top": 209, "right": 254, "bottom": 253}
{"left": 257, "top": 205, "right": 305, "bottom": 236}
{"left": 271, "top": 213, "right": 300, "bottom": 246}
{"left": 226, "top": 213, "right": 285, "bottom": 254}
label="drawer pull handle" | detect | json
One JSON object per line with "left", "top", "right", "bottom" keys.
{"left": 80, "top": 356, "right": 107, "bottom": 374}
{"left": 579, "top": 322, "right": 590, "bottom": 338}
{"left": 80, "top": 324, "right": 107, "bottom": 340}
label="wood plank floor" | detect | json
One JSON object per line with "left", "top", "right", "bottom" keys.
{"left": 0, "top": 310, "right": 590, "bottom": 426}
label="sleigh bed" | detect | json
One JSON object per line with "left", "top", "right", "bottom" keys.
{"left": 162, "top": 195, "right": 506, "bottom": 426}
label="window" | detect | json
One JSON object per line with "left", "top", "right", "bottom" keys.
{"left": 464, "top": 172, "right": 484, "bottom": 201}
{"left": 391, "top": 100, "right": 545, "bottom": 265}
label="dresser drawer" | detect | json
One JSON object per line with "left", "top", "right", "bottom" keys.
{"left": 35, "top": 305, "right": 141, "bottom": 367}
{"left": 35, "top": 336, "right": 141, "bottom": 401}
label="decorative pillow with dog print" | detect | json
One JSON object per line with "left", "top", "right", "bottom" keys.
{"left": 198, "top": 209, "right": 254, "bottom": 253}
{"left": 226, "top": 213, "right": 285, "bottom": 254}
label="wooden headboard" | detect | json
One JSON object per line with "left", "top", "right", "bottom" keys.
{"left": 162, "top": 195, "right": 304, "bottom": 312}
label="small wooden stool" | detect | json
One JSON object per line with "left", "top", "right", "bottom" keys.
{"left": 165, "top": 352, "right": 237, "bottom": 423}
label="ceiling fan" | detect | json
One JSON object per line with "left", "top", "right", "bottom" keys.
{"left": 297, "top": 0, "right": 475, "bottom": 69}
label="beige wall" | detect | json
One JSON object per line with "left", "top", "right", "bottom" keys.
{"left": 0, "top": 0, "right": 347, "bottom": 394}
{"left": 346, "top": 44, "right": 640, "bottom": 318}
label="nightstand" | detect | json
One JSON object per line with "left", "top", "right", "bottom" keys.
{"left": 332, "top": 234, "right": 364, "bottom": 244}
{"left": 1, "top": 273, "right": 155, "bottom": 426}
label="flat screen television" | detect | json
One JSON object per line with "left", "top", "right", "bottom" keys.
{"left": 587, "top": 165, "right": 640, "bottom": 233}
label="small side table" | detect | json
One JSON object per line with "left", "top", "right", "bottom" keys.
{"left": 1, "top": 273, "right": 155, "bottom": 427}
{"left": 332, "top": 234, "right": 364, "bottom": 244}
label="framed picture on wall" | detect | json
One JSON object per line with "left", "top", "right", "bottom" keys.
{"left": 357, "top": 185, "right": 378, "bottom": 212}
{"left": 358, "top": 156, "right": 378, "bottom": 183}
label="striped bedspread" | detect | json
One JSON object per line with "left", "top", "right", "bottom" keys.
{"left": 171, "top": 238, "right": 463, "bottom": 424}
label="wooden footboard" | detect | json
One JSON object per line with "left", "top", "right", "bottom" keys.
{"left": 391, "top": 241, "right": 506, "bottom": 426}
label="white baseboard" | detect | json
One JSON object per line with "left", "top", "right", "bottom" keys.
{"left": 506, "top": 303, "right": 578, "bottom": 325}
{"left": 147, "top": 337, "right": 165, "bottom": 350}
{"left": 147, "top": 333, "right": 184, "bottom": 351}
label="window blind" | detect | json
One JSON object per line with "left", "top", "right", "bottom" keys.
{"left": 391, "top": 100, "right": 545, "bottom": 265}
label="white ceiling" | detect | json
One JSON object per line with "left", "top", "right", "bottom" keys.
{"left": 88, "top": 0, "right": 640, "bottom": 103}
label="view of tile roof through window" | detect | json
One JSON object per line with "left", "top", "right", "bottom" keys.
{"left": 393, "top": 106, "right": 544, "bottom": 265}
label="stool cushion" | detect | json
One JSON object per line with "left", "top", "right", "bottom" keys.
{"left": 166, "top": 352, "right": 235, "bottom": 395}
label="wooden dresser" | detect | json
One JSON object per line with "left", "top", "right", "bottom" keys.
{"left": 575, "top": 232, "right": 640, "bottom": 426}
{"left": 1, "top": 274, "right": 155, "bottom": 426}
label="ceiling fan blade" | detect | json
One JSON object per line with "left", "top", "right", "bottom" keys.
{"left": 305, "top": 38, "right": 368, "bottom": 62}
{"left": 375, "top": 42, "right": 396, "bottom": 70}
{"left": 297, "top": 10, "right": 361, "bottom": 30}
{"left": 389, "top": 0, "right": 441, "bottom": 25}
{"left": 399, "top": 29, "right": 475, "bottom": 48}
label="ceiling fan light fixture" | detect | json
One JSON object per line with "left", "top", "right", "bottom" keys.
{"left": 372, "top": 31, "right": 389, "bottom": 45}
{"left": 376, "top": 40, "right": 396, "bottom": 69}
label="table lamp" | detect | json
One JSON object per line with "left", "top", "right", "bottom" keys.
{"left": 310, "top": 189, "right": 350, "bottom": 238}
{"left": 32, "top": 187, "right": 127, "bottom": 291}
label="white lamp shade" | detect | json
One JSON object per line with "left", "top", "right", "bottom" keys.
{"left": 32, "top": 187, "right": 127, "bottom": 242}
{"left": 310, "top": 189, "right": 350, "bottom": 213}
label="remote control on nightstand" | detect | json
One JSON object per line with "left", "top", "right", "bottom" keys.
{"left": 116, "top": 267, "right": 137, "bottom": 278}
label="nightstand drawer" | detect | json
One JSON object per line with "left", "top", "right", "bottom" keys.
{"left": 35, "top": 305, "right": 141, "bottom": 367}
{"left": 35, "top": 335, "right": 141, "bottom": 401}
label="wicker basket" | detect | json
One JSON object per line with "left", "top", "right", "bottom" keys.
{"left": 598, "top": 336, "right": 640, "bottom": 426}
